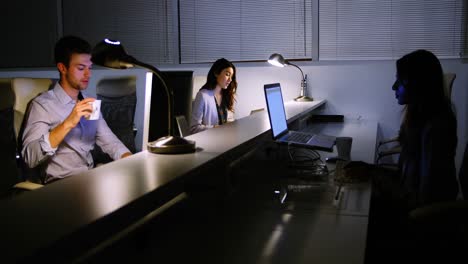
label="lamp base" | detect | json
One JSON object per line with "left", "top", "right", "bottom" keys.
{"left": 294, "top": 95, "right": 314, "bottom": 102}
{"left": 147, "top": 135, "right": 196, "bottom": 154}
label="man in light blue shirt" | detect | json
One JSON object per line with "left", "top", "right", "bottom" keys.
{"left": 21, "top": 36, "right": 131, "bottom": 183}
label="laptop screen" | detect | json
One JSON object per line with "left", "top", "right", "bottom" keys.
{"left": 264, "top": 83, "right": 288, "bottom": 138}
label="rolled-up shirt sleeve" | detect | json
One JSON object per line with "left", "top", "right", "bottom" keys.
{"left": 22, "top": 100, "right": 58, "bottom": 168}
{"left": 95, "top": 117, "right": 130, "bottom": 160}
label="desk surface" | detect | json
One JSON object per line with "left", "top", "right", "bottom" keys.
{"left": 221, "top": 119, "right": 378, "bottom": 264}
{"left": 0, "top": 100, "right": 325, "bottom": 263}
{"left": 93, "top": 118, "right": 378, "bottom": 264}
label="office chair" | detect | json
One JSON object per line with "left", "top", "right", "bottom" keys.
{"left": 407, "top": 141, "right": 468, "bottom": 260}
{"left": 92, "top": 76, "right": 137, "bottom": 164}
{"left": 0, "top": 107, "right": 42, "bottom": 198}
{"left": 0, "top": 78, "right": 45, "bottom": 198}
{"left": 12, "top": 78, "right": 54, "bottom": 139}
{"left": 14, "top": 78, "right": 54, "bottom": 184}
{"left": 377, "top": 73, "right": 457, "bottom": 165}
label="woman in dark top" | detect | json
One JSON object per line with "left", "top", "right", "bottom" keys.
{"left": 366, "top": 50, "right": 459, "bottom": 263}
{"left": 394, "top": 49, "right": 458, "bottom": 209}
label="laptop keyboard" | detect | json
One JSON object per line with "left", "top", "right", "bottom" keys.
{"left": 285, "top": 132, "right": 312, "bottom": 143}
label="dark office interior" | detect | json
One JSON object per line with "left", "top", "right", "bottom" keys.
{"left": 1, "top": 1, "right": 468, "bottom": 263}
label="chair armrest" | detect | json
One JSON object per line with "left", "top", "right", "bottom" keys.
{"left": 378, "top": 146, "right": 402, "bottom": 157}
{"left": 379, "top": 136, "right": 399, "bottom": 146}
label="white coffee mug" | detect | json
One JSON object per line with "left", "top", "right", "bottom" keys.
{"left": 87, "top": 100, "right": 101, "bottom": 120}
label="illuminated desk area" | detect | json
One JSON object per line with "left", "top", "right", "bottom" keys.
{"left": 123, "top": 116, "right": 378, "bottom": 264}
{"left": 0, "top": 99, "right": 326, "bottom": 263}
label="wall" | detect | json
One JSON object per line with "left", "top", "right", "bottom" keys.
{"left": 1, "top": 60, "right": 467, "bottom": 171}
{"left": 160, "top": 59, "right": 468, "bottom": 171}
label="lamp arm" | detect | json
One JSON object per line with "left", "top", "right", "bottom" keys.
{"left": 131, "top": 59, "right": 174, "bottom": 136}
{"left": 288, "top": 62, "right": 305, "bottom": 81}
{"left": 288, "top": 62, "right": 311, "bottom": 100}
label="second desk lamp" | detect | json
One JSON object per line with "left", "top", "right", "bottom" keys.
{"left": 268, "top": 53, "right": 313, "bottom": 102}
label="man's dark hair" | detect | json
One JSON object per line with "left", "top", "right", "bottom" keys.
{"left": 54, "top": 36, "right": 91, "bottom": 67}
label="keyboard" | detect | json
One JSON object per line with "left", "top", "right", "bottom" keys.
{"left": 285, "top": 132, "right": 312, "bottom": 143}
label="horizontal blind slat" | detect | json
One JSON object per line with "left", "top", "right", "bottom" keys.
{"left": 180, "top": 0, "right": 312, "bottom": 63}
{"left": 319, "top": 0, "right": 465, "bottom": 60}
{"left": 63, "top": 0, "right": 175, "bottom": 64}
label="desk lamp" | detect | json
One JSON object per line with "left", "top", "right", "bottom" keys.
{"left": 268, "top": 53, "right": 313, "bottom": 102}
{"left": 92, "top": 39, "right": 196, "bottom": 154}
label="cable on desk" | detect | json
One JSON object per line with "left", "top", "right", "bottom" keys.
{"left": 286, "top": 143, "right": 328, "bottom": 179}
{"left": 287, "top": 143, "right": 322, "bottom": 163}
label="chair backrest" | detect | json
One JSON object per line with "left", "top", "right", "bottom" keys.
{"left": 0, "top": 78, "right": 15, "bottom": 109}
{"left": 0, "top": 79, "right": 20, "bottom": 197}
{"left": 176, "top": 115, "right": 190, "bottom": 137}
{"left": 96, "top": 76, "right": 137, "bottom": 152}
{"left": 459, "top": 142, "right": 468, "bottom": 200}
{"left": 192, "top": 75, "right": 207, "bottom": 101}
{"left": 443, "top": 73, "right": 456, "bottom": 100}
{"left": 12, "top": 78, "right": 54, "bottom": 184}
{"left": 92, "top": 76, "right": 138, "bottom": 164}
{"left": 12, "top": 78, "right": 54, "bottom": 139}
{"left": 0, "top": 78, "right": 52, "bottom": 194}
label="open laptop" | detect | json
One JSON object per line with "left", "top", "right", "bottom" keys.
{"left": 264, "top": 83, "right": 336, "bottom": 151}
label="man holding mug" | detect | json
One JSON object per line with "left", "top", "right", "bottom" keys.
{"left": 21, "top": 36, "right": 131, "bottom": 184}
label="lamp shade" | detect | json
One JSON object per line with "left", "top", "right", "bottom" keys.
{"left": 267, "top": 53, "right": 313, "bottom": 102}
{"left": 91, "top": 39, "right": 137, "bottom": 69}
{"left": 268, "top": 53, "right": 288, "bottom": 67}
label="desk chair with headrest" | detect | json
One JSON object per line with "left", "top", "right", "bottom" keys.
{"left": 14, "top": 78, "right": 55, "bottom": 184}
{"left": 13, "top": 78, "right": 55, "bottom": 139}
{"left": 377, "top": 73, "right": 457, "bottom": 165}
{"left": 0, "top": 78, "right": 51, "bottom": 197}
{"left": 92, "top": 76, "right": 137, "bottom": 165}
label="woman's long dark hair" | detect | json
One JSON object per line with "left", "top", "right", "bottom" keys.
{"left": 201, "top": 58, "right": 237, "bottom": 112}
{"left": 397, "top": 49, "right": 456, "bottom": 154}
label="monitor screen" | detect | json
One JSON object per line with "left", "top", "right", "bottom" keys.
{"left": 264, "top": 83, "right": 288, "bottom": 138}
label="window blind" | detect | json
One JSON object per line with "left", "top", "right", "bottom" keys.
{"left": 179, "top": 0, "right": 312, "bottom": 63}
{"left": 62, "top": 0, "right": 176, "bottom": 64}
{"left": 0, "top": 1, "right": 58, "bottom": 67}
{"left": 319, "top": 0, "right": 466, "bottom": 60}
